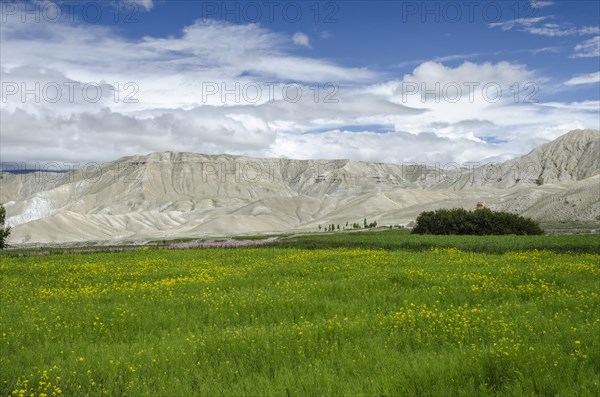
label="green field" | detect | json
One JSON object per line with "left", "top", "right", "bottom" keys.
{"left": 1, "top": 233, "right": 599, "bottom": 396}
{"left": 280, "top": 229, "right": 600, "bottom": 254}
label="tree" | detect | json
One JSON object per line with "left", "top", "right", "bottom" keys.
{"left": 0, "top": 204, "right": 11, "bottom": 249}
{"left": 412, "top": 207, "right": 543, "bottom": 235}
{"left": 364, "top": 218, "right": 367, "bottom": 229}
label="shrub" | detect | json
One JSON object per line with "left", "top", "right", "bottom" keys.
{"left": 0, "top": 204, "right": 11, "bottom": 249}
{"left": 412, "top": 207, "right": 544, "bottom": 235}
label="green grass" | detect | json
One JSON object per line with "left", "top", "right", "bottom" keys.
{"left": 280, "top": 229, "right": 600, "bottom": 254}
{"left": 540, "top": 221, "right": 600, "bottom": 235}
{"left": 1, "top": 243, "right": 599, "bottom": 396}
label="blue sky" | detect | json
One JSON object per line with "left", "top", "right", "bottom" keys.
{"left": 1, "top": 0, "right": 599, "bottom": 166}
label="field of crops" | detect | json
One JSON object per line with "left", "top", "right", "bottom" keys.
{"left": 1, "top": 235, "right": 599, "bottom": 396}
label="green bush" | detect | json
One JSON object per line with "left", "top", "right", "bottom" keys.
{"left": 0, "top": 204, "right": 11, "bottom": 249}
{"left": 412, "top": 208, "right": 544, "bottom": 235}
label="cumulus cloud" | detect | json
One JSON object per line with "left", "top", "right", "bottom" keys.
{"left": 292, "top": 32, "right": 311, "bottom": 48}
{"left": 0, "top": 7, "right": 598, "bottom": 168}
{"left": 387, "top": 61, "right": 539, "bottom": 116}
{"left": 361, "top": 61, "right": 598, "bottom": 161}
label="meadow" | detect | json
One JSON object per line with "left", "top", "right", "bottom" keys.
{"left": 279, "top": 229, "right": 600, "bottom": 254}
{"left": 1, "top": 233, "right": 599, "bottom": 396}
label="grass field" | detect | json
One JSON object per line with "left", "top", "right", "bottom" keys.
{"left": 279, "top": 229, "right": 600, "bottom": 254}
{"left": 1, "top": 233, "right": 599, "bottom": 396}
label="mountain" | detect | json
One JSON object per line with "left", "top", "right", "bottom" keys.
{"left": 2, "top": 129, "right": 598, "bottom": 244}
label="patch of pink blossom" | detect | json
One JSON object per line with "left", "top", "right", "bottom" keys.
{"left": 168, "top": 238, "right": 277, "bottom": 249}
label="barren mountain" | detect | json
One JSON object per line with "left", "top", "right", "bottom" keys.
{"left": 2, "top": 129, "right": 598, "bottom": 244}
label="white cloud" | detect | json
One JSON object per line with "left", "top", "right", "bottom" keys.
{"left": 1, "top": 17, "right": 374, "bottom": 107}
{"left": 389, "top": 61, "right": 539, "bottom": 114}
{"left": 395, "top": 53, "right": 491, "bottom": 69}
{"left": 529, "top": 0, "right": 554, "bottom": 8}
{"left": 579, "top": 26, "right": 600, "bottom": 35}
{"left": 529, "top": 47, "right": 560, "bottom": 54}
{"left": 572, "top": 36, "right": 600, "bottom": 58}
{"left": 527, "top": 24, "right": 599, "bottom": 37}
{"left": 395, "top": 48, "right": 562, "bottom": 69}
{"left": 564, "top": 72, "right": 600, "bottom": 86}
{"left": 131, "top": 0, "right": 154, "bottom": 11}
{"left": 0, "top": 9, "right": 598, "bottom": 167}
{"left": 292, "top": 32, "right": 311, "bottom": 48}
{"left": 489, "top": 17, "right": 549, "bottom": 32}
{"left": 527, "top": 24, "right": 578, "bottom": 37}
{"left": 361, "top": 61, "right": 598, "bottom": 161}
{"left": 490, "top": 15, "right": 598, "bottom": 37}
{"left": 530, "top": 1, "right": 554, "bottom": 8}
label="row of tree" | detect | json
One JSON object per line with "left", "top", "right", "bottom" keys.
{"left": 319, "top": 218, "right": 378, "bottom": 232}
{"left": 412, "top": 207, "right": 543, "bottom": 235}
{"left": 317, "top": 208, "right": 544, "bottom": 236}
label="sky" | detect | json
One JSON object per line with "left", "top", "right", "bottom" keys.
{"left": 1, "top": 0, "right": 599, "bottom": 169}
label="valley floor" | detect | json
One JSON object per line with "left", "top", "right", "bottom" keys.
{"left": 1, "top": 233, "right": 599, "bottom": 396}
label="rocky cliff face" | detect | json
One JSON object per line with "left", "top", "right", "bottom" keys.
{"left": 2, "top": 129, "right": 598, "bottom": 243}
